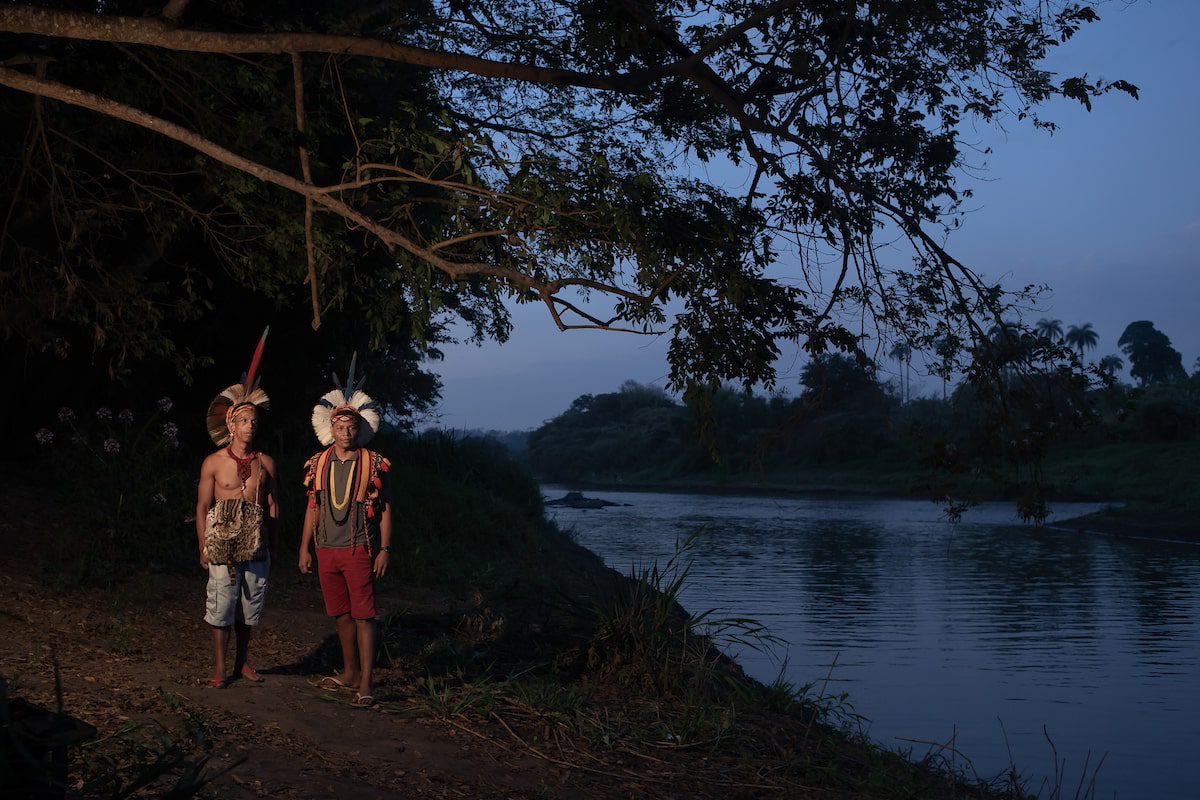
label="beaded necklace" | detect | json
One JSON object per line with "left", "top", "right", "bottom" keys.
{"left": 226, "top": 447, "right": 257, "bottom": 497}
{"left": 327, "top": 456, "right": 356, "bottom": 525}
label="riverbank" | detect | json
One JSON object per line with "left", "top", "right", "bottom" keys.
{"left": 552, "top": 487, "right": 1200, "bottom": 799}
{"left": 541, "top": 440, "right": 1200, "bottom": 545}
{"left": 1, "top": 464, "right": 1017, "bottom": 799}
{"left": 552, "top": 480, "right": 1198, "bottom": 547}
{"left": 1046, "top": 506, "right": 1200, "bottom": 545}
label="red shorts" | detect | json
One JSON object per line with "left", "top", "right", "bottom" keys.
{"left": 316, "top": 547, "right": 376, "bottom": 619}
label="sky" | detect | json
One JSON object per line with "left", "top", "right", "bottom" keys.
{"left": 425, "top": 0, "right": 1200, "bottom": 431}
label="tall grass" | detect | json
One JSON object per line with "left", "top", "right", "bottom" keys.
{"left": 584, "top": 532, "right": 777, "bottom": 700}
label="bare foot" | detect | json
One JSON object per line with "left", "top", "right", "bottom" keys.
{"left": 239, "top": 665, "right": 265, "bottom": 683}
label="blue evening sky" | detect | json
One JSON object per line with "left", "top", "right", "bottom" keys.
{"left": 427, "top": 0, "right": 1200, "bottom": 431}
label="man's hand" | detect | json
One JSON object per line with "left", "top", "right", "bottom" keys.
{"left": 199, "top": 548, "right": 209, "bottom": 570}
{"left": 373, "top": 550, "right": 389, "bottom": 578}
{"left": 299, "top": 549, "right": 312, "bottom": 574}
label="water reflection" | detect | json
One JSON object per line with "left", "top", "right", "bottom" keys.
{"left": 546, "top": 487, "right": 1200, "bottom": 799}
{"left": 798, "top": 520, "right": 883, "bottom": 615}
{"left": 1122, "top": 543, "right": 1198, "bottom": 648}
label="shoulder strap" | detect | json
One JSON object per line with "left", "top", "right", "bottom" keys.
{"left": 308, "top": 447, "right": 334, "bottom": 492}
{"left": 353, "top": 448, "right": 373, "bottom": 504}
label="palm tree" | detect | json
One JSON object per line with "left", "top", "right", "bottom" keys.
{"left": 1064, "top": 323, "right": 1099, "bottom": 357}
{"left": 1098, "top": 354, "right": 1124, "bottom": 377}
{"left": 985, "top": 320, "right": 1025, "bottom": 386}
{"left": 889, "top": 342, "right": 912, "bottom": 403}
{"left": 1035, "top": 318, "right": 1063, "bottom": 342}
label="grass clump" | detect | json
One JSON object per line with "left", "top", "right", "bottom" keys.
{"left": 580, "top": 532, "right": 776, "bottom": 700}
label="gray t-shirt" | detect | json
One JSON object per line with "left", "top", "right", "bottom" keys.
{"left": 320, "top": 457, "right": 364, "bottom": 548}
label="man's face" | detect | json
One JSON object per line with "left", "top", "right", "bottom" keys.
{"left": 228, "top": 406, "right": 258, "bottom": 444}
{"left": 332, "top": 415, "right": 360, "bottom": 449}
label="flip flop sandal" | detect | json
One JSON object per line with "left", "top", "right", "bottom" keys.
{"left": 351, "top": 693, "right": 375, "bottom": 708}
{"left": 207, "top": 677, "right": 229, "bottom": 689}
{"left": 317, "top": 676, "right": 354, "bottom": 692}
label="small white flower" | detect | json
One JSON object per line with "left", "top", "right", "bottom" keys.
{"left": 162, "top": 422, "right": 179, "bottom": 439}
{"left": 58, "top": 407, "right": 75, "bottom": 423}
{"left": 103, "top": 438, "right": 120, "bottom": 454}
{"left": 153, "top": 492, "right": 167, "bottom": 505}
{"left": 157, "top": 396, "right": 173, "bottom": 413}
{"left": 96, "top": 408, "right": 112, "bottom": 421}
{"left": 118, "top": 409, "right": 134, "bottom": 425}
{"left": 35, "top": 428, "right": 54, "bottom": 446}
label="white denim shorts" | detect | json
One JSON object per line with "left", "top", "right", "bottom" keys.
{"left": 204, "top": 554, "right": 270, "bottom": 627}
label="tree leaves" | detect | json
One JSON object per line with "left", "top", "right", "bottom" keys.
{"left": 0, "top": 0, "right": 1133, "bottom": 401}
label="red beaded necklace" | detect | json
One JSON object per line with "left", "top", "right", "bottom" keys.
{"left": 226, "top": 447, "right": 257, "bottom": 485}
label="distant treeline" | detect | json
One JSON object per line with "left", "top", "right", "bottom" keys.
{"left": 525, "top": 354, "right": 1200, "bottom": 487}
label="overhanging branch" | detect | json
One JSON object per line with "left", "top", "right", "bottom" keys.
{"left": 0, "top": 5, "right": 674, "bottom": 92}
{"left": 0, "top": 64, "right": 674, "bottom": 333}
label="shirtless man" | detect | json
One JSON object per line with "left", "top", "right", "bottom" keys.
{"left": 196, "top": 364, "right": 278, "bottom": 688}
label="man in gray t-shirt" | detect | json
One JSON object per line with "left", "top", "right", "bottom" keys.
{"left": 299, "top": 375, "right": 393, "bottom": 709}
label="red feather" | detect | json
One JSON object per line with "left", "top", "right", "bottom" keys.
{"left": 243, "top": 326, "right": 270, "bottom": 393}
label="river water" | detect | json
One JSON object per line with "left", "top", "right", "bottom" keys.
{"left": 543, "top": 487, "right": 1200, "bottom": 799}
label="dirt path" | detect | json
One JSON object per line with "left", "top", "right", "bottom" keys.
{"left": 0, "top": 566, "right": 590, "bottom": 799}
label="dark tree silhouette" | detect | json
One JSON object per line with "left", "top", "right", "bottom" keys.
{"left": 1118, "top": 321, "right": 1187, "bottom": 386}
{"left": 1064, "top": 323, "right": 1099, "bottom": 357}
{"left": 889, "top": 342, "right": 913, "bottom": 403}
{"left": 1097, "top": 354, "right": 1125, "bottom": 378}
{"left": 1036, "top": 318, "right": 1064, "bottom": 342}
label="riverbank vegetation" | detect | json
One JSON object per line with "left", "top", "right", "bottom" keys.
{"left": 526, "top": 330, "right": 1200, "bottom": 534}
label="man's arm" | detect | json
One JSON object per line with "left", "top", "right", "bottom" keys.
{"left": 298, "top": 503, "right": 317, "bottom": 573}
{"left": 195, "top": 455, "right": 216, "bottom": 569}
{"left": 261, "top": 454, "right": 280, "bottom": 556}
{"left": 374, "top": 500, "right": 392, "bottom": 578}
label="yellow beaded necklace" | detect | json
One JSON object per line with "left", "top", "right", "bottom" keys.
{"left": 329, "top": 457, "right": 355, "bottom": 512}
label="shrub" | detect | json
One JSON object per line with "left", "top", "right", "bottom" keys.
{"left": 33, "top": 400, "right": 195, "bottom": 586}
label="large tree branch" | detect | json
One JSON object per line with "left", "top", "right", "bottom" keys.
{"left": 0, "top": 5, "right": 673, "bottom": 92}
{"left": 0, "top": 64, "right": 672, "bottom": 332}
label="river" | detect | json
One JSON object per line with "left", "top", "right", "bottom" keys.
{"left": 543, "top": 487, "right": 1200, "bottom": 799}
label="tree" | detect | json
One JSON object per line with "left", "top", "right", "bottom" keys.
{"left": 982, "top": 320, "right": 1033, "bottom": 385}
{"left": 1064, "top": 323, "right": 1099, "bottom": 357}
{"left": 800, "top": 354, "right": 885, "bottom": 409}
{"left": 888, "top": 342, "right": 912, "bottom": 403}
{"left": 1097, "top": 354, "right": 1124, "bottom": 378}
{"left": 1118, "top": 321, "right": 1186, "bottom": 386}
{"left": 0, "top": 1, "right": 1136, "bottom": 399}
{"left": 1035, "top": 318, "right": 1064, "bottom": 342}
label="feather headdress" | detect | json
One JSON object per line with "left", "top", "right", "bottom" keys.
{"left": 205, "top": 328, "right": 271, "bottom": 446}
{"left": 311, "top": 352, "right": 382, "bottom": 446}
